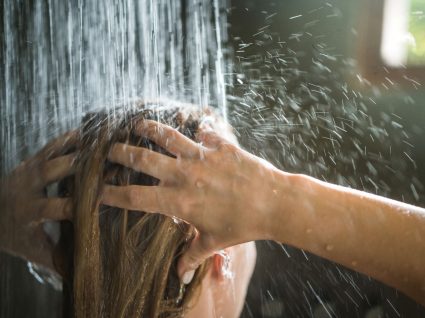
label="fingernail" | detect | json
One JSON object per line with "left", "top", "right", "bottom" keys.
{"left": 182, "top": 270, "right": 195, "bottom": 285}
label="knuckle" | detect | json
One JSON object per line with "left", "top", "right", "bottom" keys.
{"left": 163, "top": 128, "right": 177, "bottom": 142}
{"left": 169, "top": 129, "right": 177, "bottom": 139}
{"left": 127, "top": 186, "right": 140, "bottom": 208}
{"left": 201, "top": 131, "right": 216, "bottom": 142}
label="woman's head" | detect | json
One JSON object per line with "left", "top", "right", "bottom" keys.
{"left": 57, "top": 101, "right": 256, "bottom": 318}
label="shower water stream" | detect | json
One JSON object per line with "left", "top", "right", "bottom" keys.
{"left": 1, "top": 0, "right": 229, "bottom": 173}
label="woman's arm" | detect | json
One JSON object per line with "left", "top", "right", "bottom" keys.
{"left": 270, "top": 171, "right": 425, "bottom": 305}
{"left": 103, "top": 120, "right": 425, "bottom": 304}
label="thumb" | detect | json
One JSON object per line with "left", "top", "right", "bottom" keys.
{"left": 177, "top": 233, "right": 214, "bottom": 285}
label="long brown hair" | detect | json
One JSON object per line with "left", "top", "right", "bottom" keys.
{"left": 56, "top": 102, "right": 229, "bottom": 317}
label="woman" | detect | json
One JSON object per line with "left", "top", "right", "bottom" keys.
{"left": 2, "top": 100, "right": 425, "bottom": 311}
{"left": 0, "top": 101, "right": 256, "bottom": 318}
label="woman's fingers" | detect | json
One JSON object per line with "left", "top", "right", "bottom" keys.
{"left": 134, "top": 120, "right": 204, "bottom": 158}
{"left": 36, "top": 130, "right": 78, "bottom": 160}
{"left": 108, "top": 143, "right": 177, "bottom": 181}
{"left": 41, "top": 153, "right": 76, "bottom": 186}
{"left": 37, "top": 198, "right": 73, "bottom": 221}
{"left": 196, "top": 130, "right": 228, "bottom": 149}
{"left": 102, "top": 185, "right": 179, "bottom": 215}
{"left": 177, "top": 233, "right": 215, "bottom": 285}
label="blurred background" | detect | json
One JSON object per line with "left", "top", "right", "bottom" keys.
{"left": 230, "top": 1, "right": 425, "bottom": 317}
{"left": 1, "top": 0, "right": 425, "bottom": 317}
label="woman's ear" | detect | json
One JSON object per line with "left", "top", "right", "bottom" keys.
{"left": 211, "top": 249, "right": 231, "bottom": 281}
{"left": 212, "top": 254, "right": 223, "bottom": 279}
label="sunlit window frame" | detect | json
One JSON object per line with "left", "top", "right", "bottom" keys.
{"left": 357, "top": 0, "right": 425, "bottom": 86}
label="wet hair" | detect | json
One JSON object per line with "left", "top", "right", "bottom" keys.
{"left": 56, "top": 102, "right": 233, "bottom": 318}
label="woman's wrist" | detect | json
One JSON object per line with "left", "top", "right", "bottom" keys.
{"left": 259, "top": 168, "right": 301, "bottom": 242}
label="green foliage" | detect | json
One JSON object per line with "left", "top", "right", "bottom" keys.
{"left": 408, "top": 0, "right": 425, "bottom": 65}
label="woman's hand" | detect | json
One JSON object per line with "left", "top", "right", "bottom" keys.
{"left": 0, "top": 131, "right": 77, "bottom": 271}
{"left": 102, "top": 120, "right": 289, "bottom": 283}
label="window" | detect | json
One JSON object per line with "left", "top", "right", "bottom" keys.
{"left": 408, "top": 0, "right": 425, "bottom": 65}
{"left": 357, "top": 0, "right": 425, "bottom": 84}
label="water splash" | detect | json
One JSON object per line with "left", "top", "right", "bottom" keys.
{"left": 227, "top": 9, "right": 423, "bottom": 203}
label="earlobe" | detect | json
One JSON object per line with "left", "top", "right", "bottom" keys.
{"left": 212, "top": 249, "right": 232, "bottom": 280}
{"left": 212, "top": 253, "right": 224, "bottom": 279}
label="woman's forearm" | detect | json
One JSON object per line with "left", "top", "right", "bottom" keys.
{"left": 270, "top": 171, "right": 425, "bottom": 305}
